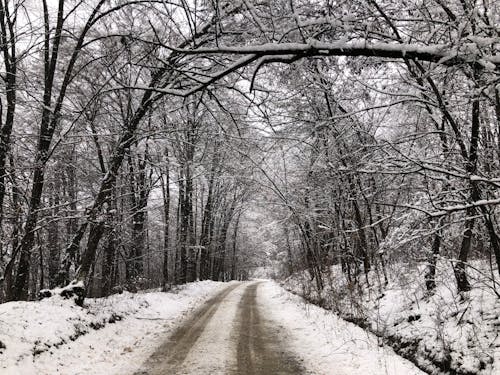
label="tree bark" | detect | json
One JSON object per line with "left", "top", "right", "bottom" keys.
{"left": 160, "top": 160, "right": 170, "bottom": 290}
{"left": 48, "top": 185, "right": 60, "bottom": 288}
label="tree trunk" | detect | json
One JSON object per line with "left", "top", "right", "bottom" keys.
{"left": 48, "top": 186, "right": 60, "bottom": 288}
{"left": 284, "top": 225, "right": 294, "bottom": 276}
{"left": 161, "top": 164, "right": 170, "bottom": 290}
{"left": 0, "top": 0, "right": 17, "bottom": 239}
{"left": 177, "top": 170, "right": 188, "bottom": 284}
{"left": 184, "top": 163, "right": 196, "bottom": 283}
{"left": 127, "top": 152, "right": 149, "bottom": 287}
{"left": 101, "top": 188, "right": 117, "bottom": 297}
{"left": 101, "top": 228, "right": 116, "bottom": 297}
{"left": 454, "top": 214, "right": 474, "bottom": 292}
{"left": 230, "top": 211, "right": 241, "bottom": 280}
{"left": 200, "top": 164, "right": 216, "bottom": 280}
{"left": 425, "top": 229, "right": 441, "bottom": 292}
{"left": 352, "top": 199, "right": 371, "bottom": 282}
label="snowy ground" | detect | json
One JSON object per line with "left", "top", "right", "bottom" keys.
{"left": 0, "top": 279, "right": 428, "bottom": 375}
{"left": 0, "top": 281, "right": 229, "bottom": 375}
{"left": 258, "top": 281, "right": 425, "bottom": 375}
{"left": 283, "top": 261, "right": 500, "bottom": 375}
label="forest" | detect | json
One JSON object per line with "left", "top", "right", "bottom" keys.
{"left": 0, "top": 0, "right": 500, "bottom": 375}
{"left": 0, "top": 0, "right": 497, "bottom": 321}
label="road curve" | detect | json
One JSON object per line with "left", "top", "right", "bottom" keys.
{"left": 135, "top": 282, "right": 304, "bottom": 375}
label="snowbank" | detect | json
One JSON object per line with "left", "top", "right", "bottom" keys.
{"left": 259, "top": 281, "right": 425, "bottom": 375}
{"left": 0, "top": 281, "right": 227, "bottom": 375}
{"left": 282, "top": 261, "right": 500, "bottom": 374}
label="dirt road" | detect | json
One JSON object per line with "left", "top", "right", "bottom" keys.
{"left": 136, "top": 282, "right": 304, "bottom": 375}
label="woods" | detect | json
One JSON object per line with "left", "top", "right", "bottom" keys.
{"left": 0, "top": 0, "right": 497, "bottom": 317}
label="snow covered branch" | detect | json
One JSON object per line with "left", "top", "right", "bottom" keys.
{"left": 167, "top": 39, "right": 500, "bottom": 69}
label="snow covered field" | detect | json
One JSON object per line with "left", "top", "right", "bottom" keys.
{"left": 0, "top": 281, "right": 229, "bottom": 375}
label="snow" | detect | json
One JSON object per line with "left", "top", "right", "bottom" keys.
{"left": 282, "top": 260, "right": 500, "bottom": 374}
{"left": 173, "top": 284, "right": 244, "bottom": 374}
{"left": 0, "top": 281, "right": 228, "bottom": 375}
{"left": 174, "top": 39, "right": 500, "bottom": 67}
{"left": 2, "top": 276, "right": 494, "bottom": 374}
{"left": 258, "top": 281, "right": 426, "bottom": 375}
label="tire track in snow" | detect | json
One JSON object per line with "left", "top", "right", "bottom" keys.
{"left": 136, "top": 281, "right": 304, "bottom": 375}
{"left": 136, "top": 282, "right": 240, "bottom": 374}
{"left": 235, "top": 282, "right": 304, "bottom": 375}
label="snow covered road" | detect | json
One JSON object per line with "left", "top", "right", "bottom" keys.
{"left": 135, "top": 281, "right": 424, "bottom": 375}
{"left": 137, "top": 282, "right": 304, "bottom": 374}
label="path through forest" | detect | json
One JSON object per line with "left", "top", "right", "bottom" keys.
{"left": 135, "top": 282, "right": 305, "bottom": 375}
